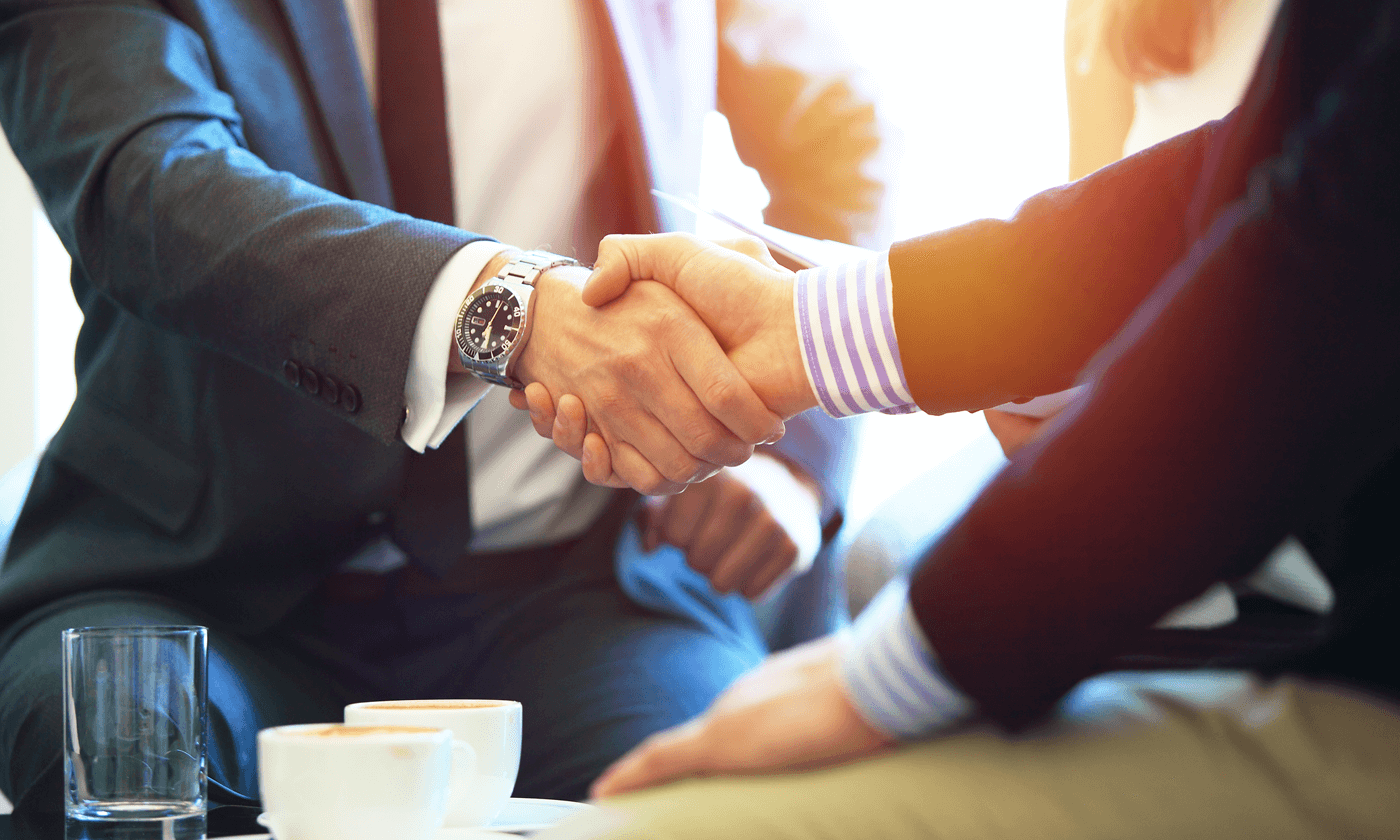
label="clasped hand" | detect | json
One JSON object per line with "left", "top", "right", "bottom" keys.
{"left": 509, "top": 234, "right": 817, "bottom": 492}
{"left": 509, "top": 261, "right": 785, "bottom": 496}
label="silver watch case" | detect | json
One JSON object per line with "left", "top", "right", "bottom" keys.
{"left": 453, "top": 250, "right": 580, "bottom": 388}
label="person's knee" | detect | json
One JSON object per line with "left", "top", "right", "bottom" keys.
{"left": 0, "top": 592, "right": 210, "bottom": 813}
{"left": 0, "top": 682, "right": 63, "bottom": 813}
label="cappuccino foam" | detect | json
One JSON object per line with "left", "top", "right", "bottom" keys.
{"left": 359, "top": 700, "right": 510, "bottom": 711}
{"left": 298, "top": 725, "right": 442, "bottom": 737}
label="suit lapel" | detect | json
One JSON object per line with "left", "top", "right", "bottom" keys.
{"left": 275, "top": 0, "right": 393, "bottom": 206}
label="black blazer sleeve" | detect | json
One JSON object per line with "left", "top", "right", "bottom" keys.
{"left": 899, "top": 0, "right": 1400, "bottom": 727}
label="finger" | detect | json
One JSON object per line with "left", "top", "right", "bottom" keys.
{"left": 580, "top": 432, "right": 624, "bottom": 486}
{"left": 590, "top": 721, "right": 711, "bottom": 798}
{"left": 601, "top": 355, "right": 740, "bottom": 479}
{"left": 664, "top": 331, "right": 784, "bottom": 452}
{"left": 682, "top": 482, "right": 751, "bottom": 576}
{"left": 652, "top": 478, "right": 716, "bottom": 554}
{"left": 507, "top": 389, "right": 529, "bottom": 411}
{"left": 741, "top": 535, "right": 800, "bottom": 600}
{"left": 709, "top": 516, "right": 778, "bottom": 594}
{"left": 606, "top": 406, "right": 719, "bottom": 489}
{"left": 711, "top": 236, "right": 782, "bottom": 271}
{"left": 610, "top": 438, "right": 687, "bottom": 496}
{"left": 522, "top": 383, "right": 556, "bottom": 438}
{"left": 983, "top": 408, "right": 1046, "bottom": 458}
{"left": 550, "top": 394, "right": 589, "bottom": 459}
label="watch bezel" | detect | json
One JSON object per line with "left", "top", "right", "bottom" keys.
{"left": 454, "top": 250, "right": 581, "bottom": 388}
{"left": 454, "top": 283, "right": 527, "bottom": 363}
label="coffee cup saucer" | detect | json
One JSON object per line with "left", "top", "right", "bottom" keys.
{"left": 255, "top": 797, "right": 591, "bottom": 837}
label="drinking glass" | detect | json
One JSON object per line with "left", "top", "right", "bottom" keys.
{"left": 62, "top": 626, "right": 208, "bottom": 839}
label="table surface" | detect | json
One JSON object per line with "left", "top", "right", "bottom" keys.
{"left": 0, "top": 806, "right": 265, "bottom": 840}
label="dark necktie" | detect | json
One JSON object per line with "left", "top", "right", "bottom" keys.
{"left": 378, "top": 0, "right": 472, "bottom": 576}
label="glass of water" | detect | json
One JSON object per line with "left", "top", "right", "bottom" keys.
{"left": 62, "top": 626, "right": 208, "bottom": 838}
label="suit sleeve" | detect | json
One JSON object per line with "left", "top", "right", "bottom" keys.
{"left": 0, "top": 2, "right": 488, "bottom": 443}
{"left": 715, "top": 0, "right": 894, "bottom": 247}
{"left": 888, "top": 121, "right": 1217, "bottom": 415}
{"left": 904, "top": 2, "right": 1400, "bottom": 728}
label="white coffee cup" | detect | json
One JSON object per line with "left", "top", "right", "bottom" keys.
{"left": 344, "top": 699, "right": 522, "bottom": 827}
{"left": 257, "top": 724, "right": 452, "bottom": 840}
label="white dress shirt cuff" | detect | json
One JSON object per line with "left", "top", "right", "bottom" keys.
{"left": 838, "top": 578, "right": 974, "bottom": 740}
{"left": 401, "top": 239, "right": 512, "bottom": 452}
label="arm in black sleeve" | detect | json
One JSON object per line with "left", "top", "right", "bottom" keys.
{"left": 909, "top": 1, "right": 1400, "bottom": 728}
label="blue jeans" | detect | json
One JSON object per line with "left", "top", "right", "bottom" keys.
{"left": 0, "top": 513, "right": 767, "bottom": 812}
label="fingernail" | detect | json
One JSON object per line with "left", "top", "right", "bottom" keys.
{"left": 762, "top": 422, "right": 785, "bottom": 445}
{"left": 557, "top": 411, "right": 571, "bottom": 431}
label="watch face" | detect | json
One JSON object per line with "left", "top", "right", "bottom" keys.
{"left": 457, "top": 286, "right": 525, "bottom": 361}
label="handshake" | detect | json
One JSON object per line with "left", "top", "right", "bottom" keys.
{"left": 502, "top": 233, "right": 820, "bottom": 496}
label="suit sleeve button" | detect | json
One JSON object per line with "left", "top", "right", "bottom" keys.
{"left": 320, "top": 376, "right": 340, "bottom": 404}
{"left": 340, "top": 385, "right": 361, "bottom": 414}
{"left": 300, "top": 368, "right": 321, "bottom": 395}
{"left": 282, "top": 360, "right": 301, "bottom": 386}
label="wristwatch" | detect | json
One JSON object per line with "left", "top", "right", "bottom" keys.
{"left": 453, "top": 250, "right": 580, "bottom": 388}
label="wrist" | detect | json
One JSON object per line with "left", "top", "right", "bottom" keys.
{"left": 511, "top": 263, "right": 591, "bottom": 386}
{"left": 793, "top": 254, "right": 915, "bottom": 418}
{"left": 452, "top": 250, "right": 578, "bottom": 386}
{"left": 759, "top": 273, "right": 819, "bottom": 417}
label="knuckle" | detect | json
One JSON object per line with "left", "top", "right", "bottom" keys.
{"left": 679, "top": 420, "right": 737, "bottom": 466}
{"left": 660, "top": 452, "right": 703, "bottom": 485}
{"left": 614, "top": 348, "right": 653, "bottom": 385}
{"left": 591, "top": 385, "right": 631, "bottom": 416}
{"left": 647, "top": 304, "right": 687, "bottom": 336}
{"left": 700, "top": 377, "right": 755, "bottom": 432}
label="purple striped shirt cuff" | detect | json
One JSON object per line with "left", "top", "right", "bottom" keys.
{"left": 838, "top": 579, "right": 974, "bottom": 740}
{"left": 794, "top": 253, "right": 919, "bottom": 418}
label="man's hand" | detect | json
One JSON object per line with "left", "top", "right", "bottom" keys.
{"left": 638, "top": 455, "right": 821, "bottom": 600}
{"left": 983, "top": 408, "right": 1048, "bottom": 458}
{"left": 509, "top": 234, "right": 819, "bottom": 491}
{"left": 510, "top": 265, "right": 784, "bottom": 495}
{"left": 584, "top": 233, "right": 816, "bottom": 418}
{"left": 590, "top": 635, "right": 893, "bottom": 798}
{"left": 525, "top": 387, "right": 823, "bottom": 596}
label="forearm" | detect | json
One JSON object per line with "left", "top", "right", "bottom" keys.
{"left": 890, "top": 119, "right": 1219, "bottom": 415}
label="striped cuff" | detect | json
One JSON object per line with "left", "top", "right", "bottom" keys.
{"left": 794, "top": 253, "right": 919, "bottom": 418}
{"left": 838, "top": 579, "right": 974, "bottom": 740}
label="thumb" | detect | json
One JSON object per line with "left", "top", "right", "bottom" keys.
{"left": 581, "top": 236, "right": 637, "bottom": 307}
{"left": 582, "top": 232, "right": 707, "bottom": 307}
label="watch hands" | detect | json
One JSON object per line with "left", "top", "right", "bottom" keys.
{"left": 481, "top": 304, "right": 503, "bottom": 348}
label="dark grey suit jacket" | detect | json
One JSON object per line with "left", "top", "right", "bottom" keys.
{"left": 0, "top": 0, "right": 869, "bottom": 633}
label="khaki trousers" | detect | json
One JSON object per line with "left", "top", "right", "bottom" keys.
{"left": 549, "top": 673, "right": 1400, "bottom": 840}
